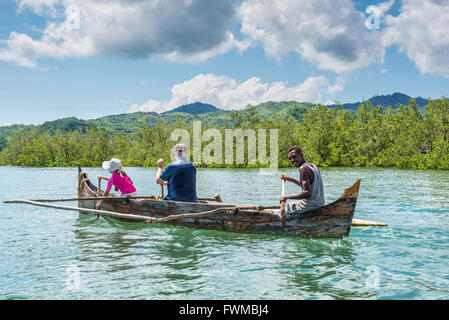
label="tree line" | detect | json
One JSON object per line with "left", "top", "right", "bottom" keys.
{"left": 0, "top": 98, "right": 448, "bottom": 169}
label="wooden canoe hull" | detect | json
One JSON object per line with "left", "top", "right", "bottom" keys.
{"left": 77, "top": 166, "right": 360, "bottom": 238}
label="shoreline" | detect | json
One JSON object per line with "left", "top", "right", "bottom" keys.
{"left": 1, "top": 164, "right": 448, "bottom": 171}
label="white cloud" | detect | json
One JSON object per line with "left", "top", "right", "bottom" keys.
{"left": 383, "top": 0, "right": 449, "bottom": 78}
{"left": 164, "top": 32, "right": 251, "bottom": 63}
{"left": 3, "top": 0, "right": 449, "bottom": 80}
{"left": 1, "top": 0, "right": 387, "bottom": 73}
{"left": 327, "top": 77, "right": 346, "bottom": 95}
{"left": 17, "top": 0, "right": 62, "bottom": 16}
{"left": 0, "top": 27, "right": 95, "bottom": 68}
{"left": 130, "top": 100, "right": 163, "bottom": 113}
{"left": 129, "top": 73, "right": 344, "bottom": 113}
{"left": 0, "top": 0, "right": 240, "bottom": 68}
{"left": 238, "top": 0, "right": 387, "bottom": 73}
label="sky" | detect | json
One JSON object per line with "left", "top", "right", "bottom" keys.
{"left": 0, "top": 0, "right": 449, "bottom": 125}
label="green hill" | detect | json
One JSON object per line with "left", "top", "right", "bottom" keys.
{"left": 89, "top": 112, "right": 160, "bottom": 134}
{"left": 162, "top": 102, "right": 220, "bottom": 115}
{"left": 0, "top": 124, "right": 34, "bottom": 137}
{"left": 0, "top": 124, "right": 34, "bottom": 150}
{"left": 329, "top": 92, "right": 429, "bottom": 111}
{"left": 88, "top": 101, "right": 317, "bottom": 132}
{"left": 0, "top": 101, "right": 315, "bottom": 150}
{"left": 254, "top": 101, "right": 316, "bottom": 121}
{"left": 40, "top": 117, "right": 92, "bottom": 134}
{"left": 0, "top": 93, "right": 436, "bottom": 151}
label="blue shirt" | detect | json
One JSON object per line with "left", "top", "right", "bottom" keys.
{"left": 159, "top": 158, "right": 197, "bottom": 202}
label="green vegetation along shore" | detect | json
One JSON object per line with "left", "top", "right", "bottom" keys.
{"left": 0, "top": 98, "right": 448, "bottom": 169}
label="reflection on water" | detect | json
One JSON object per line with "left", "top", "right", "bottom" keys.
{"left": 155, "top": 228, "right": 208, "bottom": 296}
{"left": 271, "top": 238, "right": 360, "bottom": 299}
{"left": 1, "top": 166, "right": 449, "bottom": 299}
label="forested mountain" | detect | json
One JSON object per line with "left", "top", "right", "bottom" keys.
{"left": 40, "top": 117, "right": 92, "bottom": 134}
{"left": 330, "top": 92, "right": 429, "bottom": 110}
{"left": 0, "top": 124, "right": 33, "bottom": 150}
{"left": 0, "top": 101, "right": 316, "bottom": 142}
{"left": 162, "top": 102, "right": 220, "bottom": 115}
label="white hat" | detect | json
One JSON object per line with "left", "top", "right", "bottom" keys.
{"left": 102, "top": 158, "right": 122, "bottom": 172}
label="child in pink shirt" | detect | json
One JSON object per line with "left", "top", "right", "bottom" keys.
{"left": 105, "top": 171, "right": 136, "bottom": 195}
{"left": 96, "top": 158, "right": 136, "bottom": 209}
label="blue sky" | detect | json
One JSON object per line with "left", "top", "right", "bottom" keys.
{"left": 1, "top": 0, "right": 449, "bottom": 125}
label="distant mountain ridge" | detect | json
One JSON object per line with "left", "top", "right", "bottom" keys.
{"left": 162, "top": 102, "right": 220, "bottom": 115}
{"left": 330, "top": 92, "right": 429, "bottom": 110}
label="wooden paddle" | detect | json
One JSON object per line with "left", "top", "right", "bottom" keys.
{"left": 279, "top": 178, "right": 287, "bottom": 228}
{"left": 97, "top": 178, "right": 102, "bottom": 197}
{"left": 156, "top": 159, "right": 165, "bottom": 198}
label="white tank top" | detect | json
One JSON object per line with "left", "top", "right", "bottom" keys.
{"left": 288, "top": 162, "right": 325, "bottom": 213}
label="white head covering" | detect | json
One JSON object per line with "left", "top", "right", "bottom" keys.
{"left": 102, "top": 158, "right": 122, "bottom": 172}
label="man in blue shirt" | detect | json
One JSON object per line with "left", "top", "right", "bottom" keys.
{"left": 155, "top": 143, "right": 198, "bottom": 202}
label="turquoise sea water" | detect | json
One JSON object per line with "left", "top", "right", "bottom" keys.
{"left": 0, "top": 166, "right": 448, "bottom": 299}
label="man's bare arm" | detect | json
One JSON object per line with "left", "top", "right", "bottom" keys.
{"left": 280, "top": 166, "right": 313, "bottom": 202}
{"left": 155, "top": 169, "right": 164, "bottom": 185}
{"left": 281, "top": 174, "right": 301, "bottom": 187}
{"left": 155, "top": 159, "right": 168, "bottom": 185}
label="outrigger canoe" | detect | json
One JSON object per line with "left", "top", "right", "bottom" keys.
{"left": 76, "top": 165, "right": 362, "bottom": 238}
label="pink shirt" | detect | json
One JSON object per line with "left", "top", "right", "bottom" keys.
{"left": 106, "top": 172, "right": 136, "bottom": 195}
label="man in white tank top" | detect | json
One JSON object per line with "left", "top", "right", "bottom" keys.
{"left": 280, "top": 147, "right": 325, "bottom": 213}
